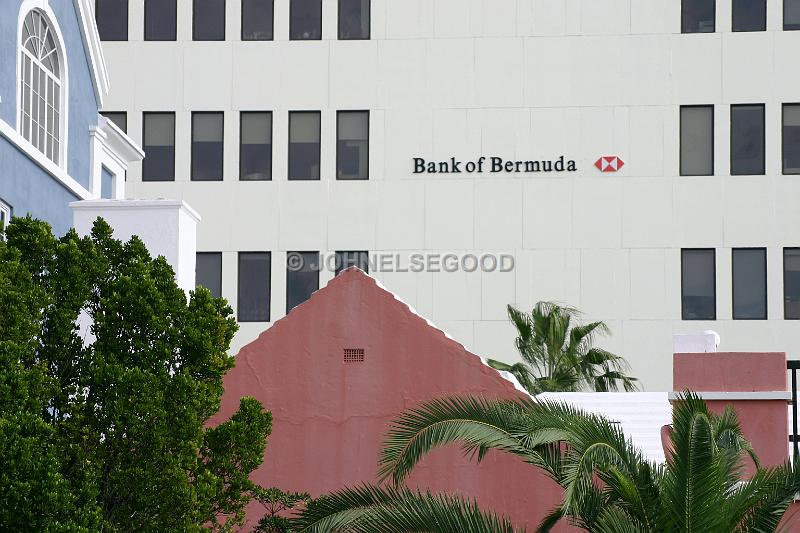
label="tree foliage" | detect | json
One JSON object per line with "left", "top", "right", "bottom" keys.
{"left": 487, "top": 302, "right": 638, "bottom": 394}
{"left": 294, "top": 393, "right": 800, "bottom": 532}
{"left": 0, "top": 216, "right": 273, "bottom": 532}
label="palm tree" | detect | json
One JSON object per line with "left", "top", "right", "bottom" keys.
{"left": 486, "top": 302, "right": 638, "bottom": 394}
{"left": 292, "top": 393, "right": 800, "bottom": 532}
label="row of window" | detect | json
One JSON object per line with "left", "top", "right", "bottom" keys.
{"left": 197, "top": 251, "right": 369, "bottom": 321}
{"left": 681, "top": 248, "right": 800, "bottom": 320}
{"left": 683, "top": 0, "right": 800, "bottom": 32}
{"left": 102, "top": 111, "right": 369, "bottom": 181}
{"left": 680, "top": 104, "right": 800, "bottom": 176}
{"left": 95, "top": 0, "right": 370, "bottom": 42}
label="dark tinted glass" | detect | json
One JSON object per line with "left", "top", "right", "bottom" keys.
{"left": 145, "top": 0, "right": 177, "bottom": 40}
{"left": 290, "top": 0, "right": 322, "bottom": 40}
{"left": 337, "top": 111, "right": 368, "bottom": 180}
{"left": 96, "top": 0, "right": 128, "bottom": 41}
{"left": 682, "top": 0, "right": 715, "bottom": 32}
{"left": 783, "top": 105, "right": 800, "bottom": 174}
{"left": 680, "top": 106, "right": 713, "bottom": 176}
{"left": 242, "top": 0, "right": 274, "bottom": 40}
{"left": 336, "top": 251, "right": 369, "bottom": 275}
{"left": 240, "top": 112, "right": 272, "bottom": 180}
{"left": 193, "top": 0, "right": 226, "bottom": 40}
{"left": 102, "top": 111, "right": 127, "bottom": 134}
{"left": 786, "top": 0, "right": 800, "bottom": 29}
{"left": 192, "top": 113, "right": 224, "bottom": 181}
{"left": 731, "top": 105, "right": 765, "bottom": 175}
{"left": 142, "top": 113, "right": 175, "bottom": 182}
{"left": 289, "top": 112, "right": 320, "bottom": 180}
{"left": 196, "top": 252, "right": 222, "bottom": 298}
{"left": 785, "top": 249, "right": 800, "bottom": 319}
{"left": 682, "top": 249, "right": 716, "bottom": 320}
{"left": 339, "top": 0, "right": 369, "bottom": 39}
{"left": 733, "top": 0, "right": 766, "bottom": 31}
{"left": 238, "top": 252, "right": 271, "bottom": 322}
{"left": 287, "top": 252, "right": 319, "bottom": 312}
{"left": 732, "top": 249, "right": 767, "bottom": 320}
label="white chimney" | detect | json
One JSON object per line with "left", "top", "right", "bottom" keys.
{"left": 673, "top": 331, "right": 720, "bottom": 353}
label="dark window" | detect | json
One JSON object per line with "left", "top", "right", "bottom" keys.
{"left": 339, "top": 0, "right": 369, "bottom": 39}
{"left": 682, "top": 0, "right": 715, "bottom": 33}
{"left": 682, "top": 249, "right": 716, "bottom": 320}
{"left": 783, "top": 104, "right": 800, "bottom": 174}
{"left": 680, "top": 106, "right": 714, "bottom": 176}
{"left": 733, "top": 0, "right": 766, "bottom": 31}
{"left": 337, "top": 111, "right": 369, "bottom": 180}
{"left": 731, "top": 104, "right": 765, "bottom": 175}
{"left": 95, "top": 0, "right": 128, "bottom": 41}
{"left": 196, "top": 252, "right": 222, "bottom": 298}
{"left": 238, "top": 252, "right": 271, "bottom": 322}
{"left": 290, "top": 0, "right": 322, "bottom": 40}
{"left": 785, "top": 248, "right": 800, "bottom": 319}
{"left": 240, "top": 112, "right": 272, "bottom": 180}
{"left": 242, "top": 0, "right": 274, "bottom": 40}
{"left": 786, "top": 0, "right": 800, "bottom": 29}
{"left": 193, "top": 0, "right": 226, "bottom": 40}
{"left": 192, "top": 112, "right": 224, "bottom": 181}
{"left": 101, "top": 112, "right": 127, "bottom": 134}
{"left": 733, "top": 248, "right": 767, "bottom": 320}
{"left": 145, "top": 0, "right": 177, "bottom": 41}
{"left": 142, "top": 112, "right": 175, "bottom": 182}
{"left": 287, "top": 252, "right": 319, "bottom": 312}
{"left": 336, "top": 251, "right": 369, "bottom": 275}
{"left": 289, "top": 111, "right": 320, "bottom": 180}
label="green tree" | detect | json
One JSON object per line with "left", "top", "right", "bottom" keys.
{"left": 487, "top": 302, "right": 638, "bottom": 394}
{"left": 293, "top": 393, "right": 800, "bottom": 532}
{"left": 0, "top": 216, "right": 272, "bottom": 532}
{"left": 252, "top": 488, "right": 311, "bottom": 532}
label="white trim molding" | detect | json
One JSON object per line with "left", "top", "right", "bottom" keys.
{"left": 668, "top": 391, "right": 792, "bottom": 402}
{"left": 72, "top": 0, "right": 109, "bottom": 107}
{"left": 89, "top": 116, "right": 144, "bottom": 199}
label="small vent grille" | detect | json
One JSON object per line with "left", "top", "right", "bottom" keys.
{"left": 343, "top": 348, "right": 365, "bottom": 363}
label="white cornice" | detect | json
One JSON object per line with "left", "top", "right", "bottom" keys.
{"left": 96, "top": 116, "right": 144, "bottom": 163}
{"left": 668, "top": 391, "right": 792, "bottom": 401}
{"left": 72, "top": 0, "right": 109, "bottom": 106}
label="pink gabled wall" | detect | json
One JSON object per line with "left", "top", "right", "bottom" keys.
{"left": 211, "top": 269, "right": 577, "bottom": 531}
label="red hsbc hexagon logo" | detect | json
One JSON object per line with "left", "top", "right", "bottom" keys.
{"left": 595, "top": 156, "right": 625, "bottom": 172}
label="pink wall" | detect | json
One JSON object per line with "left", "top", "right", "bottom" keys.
{"left": 211, "top": 269, "right": 577, "bottom": 531}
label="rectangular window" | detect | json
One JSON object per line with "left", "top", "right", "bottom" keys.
{"left": 287, "top": 252, "right": 319, "bottom": 312}
{"left": 196, "top": 252, "right": 222, "bottom": 299}
{"left": 337, "top": 111, "right": 369, "bottom": 180}
{"left": 101, "top": 112, "right": 127, "bottom": 134}
{"left": 336, "top": 251, "right": 369, "bottom": 275}
{"left": 145, "top": 0, "right": 177, "bottom": 41}
{"left": 192, "top": 112, "right": 224, "bottom": 181}
{"left": 193, "top": 0, "right": 226, "bottom": 41}
{"left": 289, "top": 111, "right": 321, "bottom": 181}
{"left": 96, "top": 0, "right": 128, "bottom": 41}
{"left": 786, "top": 0, "right": 800, "bottom": 29}
{"left": 731, "top": 104, "right": 765, "bottom": 176}
{"left": 0, "top": 200, "right": 11, "bottom": 240}
{"left": 783, "top": 104, "right": 800, "bottom": 174}
{"left": 290, "top": 0, "right": 322, "bottom": 40}
{"left": 732, "top": 248, "right": 767, "bottom": 320}
{"left": 101, "top": 167, "right": 115, "bottom": 199}
{"left": 240, "top": 112, "right": 272, "bottom": 180}
{"left": 682, "top": 0, "right": 715, "bottom": 32}
{"left": 785, "top": 248, "right": 800, "bottom": 319}
{"left": 681, "top": 249, "right": 716, "bottom": 320}
{"left": 238, "top": 252, "right": 271, "bottom": 322}
{"left": 142, "top": 112, "right": 175, "bottom": 182}
{"left": 242, "top": 0, "right": 274, "bottom": 40}
{"left": 338, "top": 0, "right": 370, "bottom": 39}
{"left": 680, "top": 106, "right": 714, "bottom": 176}
{"left": 733, "top": 0, "right": 766, "bottom": 31}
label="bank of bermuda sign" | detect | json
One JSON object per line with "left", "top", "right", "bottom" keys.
{"left": 413, "top": 156, "right": 578, "bottom": 174}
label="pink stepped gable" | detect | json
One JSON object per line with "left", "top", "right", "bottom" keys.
{"left": 210, "top": 268, "right": 576, "bottom": 531}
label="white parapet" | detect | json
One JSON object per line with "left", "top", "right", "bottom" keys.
{"left": 70, "top": 199, "right": 201, "bottom": 293}
{"left": 673, "top": 331, "right": 720, "bottom": 354}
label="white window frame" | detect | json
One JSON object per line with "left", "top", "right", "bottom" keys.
{"left": 0, "top": 200, "right": 12, "bottom": 241}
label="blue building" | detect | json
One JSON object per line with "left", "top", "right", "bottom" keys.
{"left": 0, "top": 0, "right": 141, "bottom": 236}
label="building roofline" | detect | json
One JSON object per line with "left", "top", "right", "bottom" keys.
{"left": 71, "top": 0, "right": 109, "bottom": 107}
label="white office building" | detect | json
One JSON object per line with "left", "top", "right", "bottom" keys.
{"left": 95, "top": 0, "right": 800, "bottom": 390}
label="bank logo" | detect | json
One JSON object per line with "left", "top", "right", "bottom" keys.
{"left": 595, "top": 156, "right": 625, "bottom": 172}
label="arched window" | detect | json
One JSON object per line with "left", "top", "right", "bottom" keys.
{"left": 19, "top": 9, "right": 63, "bottom": 165}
